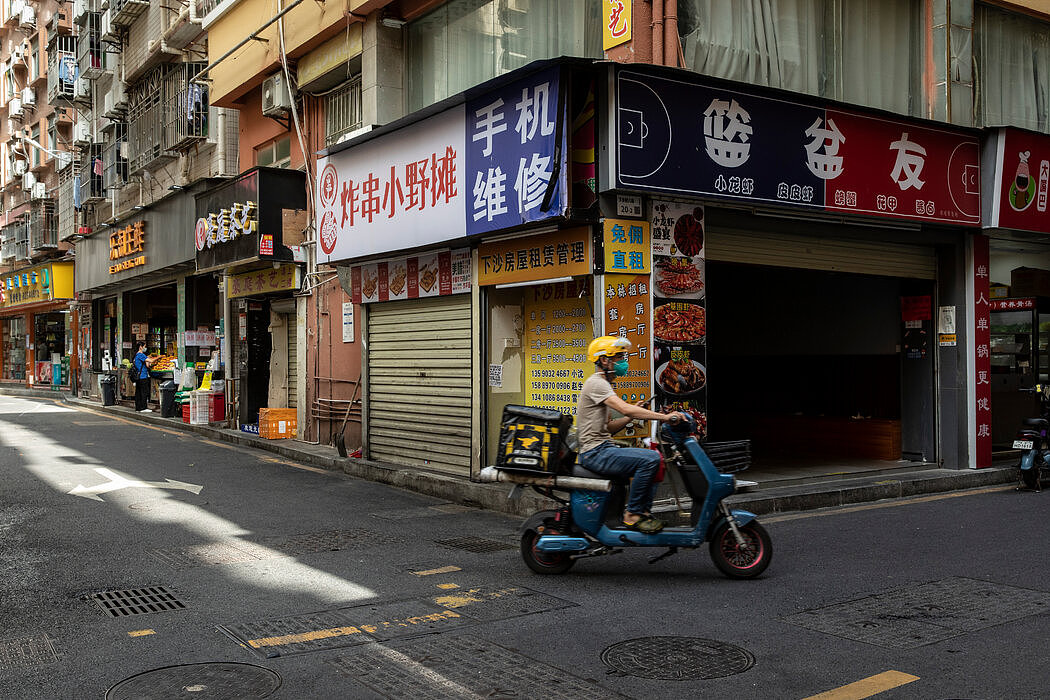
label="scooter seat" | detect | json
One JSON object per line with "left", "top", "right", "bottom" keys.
{"left": 1023, "top": 418, "right": 1049, "bottom": 429}
{"left": 571, "top": 464, "right": 630, "bottom": 484}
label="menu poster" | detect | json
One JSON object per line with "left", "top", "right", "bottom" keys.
{"left": 350, "top": 248, "right": 470, "bottom": 303}
{"left": 604, "top": 273, "right": 654, "bottom": 442}
{"left": 651, "top": 200, "right": 708, "bottom": 437}
{"left": 525, "top": 279, "right": 593, "bottom": 416}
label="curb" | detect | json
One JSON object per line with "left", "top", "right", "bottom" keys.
{"left": 2, "top": 388, "right": 1022, "bottom": 519}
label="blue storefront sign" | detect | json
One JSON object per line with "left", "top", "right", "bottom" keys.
{"left": 465, "top": 66, "right": 568, "bottom": 236}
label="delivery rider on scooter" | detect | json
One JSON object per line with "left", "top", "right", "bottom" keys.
{"left": 577, "top": 336, "right": 687, "bottom": 534}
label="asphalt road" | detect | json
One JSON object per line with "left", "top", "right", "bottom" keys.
{"left": 1, "top": 394, "right": 1047, "bottom": 699}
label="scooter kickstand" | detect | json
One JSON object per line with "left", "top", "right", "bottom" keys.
{"left": 648, "top": 547, "right": 678, "bottom": 565}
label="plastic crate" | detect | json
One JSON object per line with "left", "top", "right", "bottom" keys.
{"left": 182, "top": 403, "right": 190, "bottom": 423}
{"left": 259, "top": 416, "right": 296, "bottom": 439}
{"left": 703, "top": 440, "right": 751, "bottom": 474}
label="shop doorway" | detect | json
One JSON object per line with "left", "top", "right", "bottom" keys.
{"left": 706, "top": 262, "right": 936, "bottom": 478}
{"left": 239, "top": 300, "right": 272, "bottom": 426}
{"left": 34, "top": 312, "right": 69, "bottom": 386}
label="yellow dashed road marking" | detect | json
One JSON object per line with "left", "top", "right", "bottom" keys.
{"left": 803, "top": 670, "right": 919, "bottom": 700}
{"left": 127, "top": 629, "right": 155, "bottom": 637}
{"left": 249, "top": 626, "right": 366, "bottom": 648}
{"left": 436, "top": 583, "right": 459, "bottom": 590}
{"left": 412, "top": 565, "right": 462, "bottom": 577}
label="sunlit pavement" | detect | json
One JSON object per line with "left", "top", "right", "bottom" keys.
{"left": 1, "top": 394, "right": 1048, "bottom": 699}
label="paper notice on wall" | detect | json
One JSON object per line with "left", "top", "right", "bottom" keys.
{"left": 488, "top": 364, "right": 503, "bottom": 388}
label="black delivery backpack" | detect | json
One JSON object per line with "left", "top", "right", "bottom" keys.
{"left": 496, "top": 405, "right": 574, "bottom": 474}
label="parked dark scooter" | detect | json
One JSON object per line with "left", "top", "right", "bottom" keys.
{"left": 1014, "top": 385, "right": 1050, "bottom": 491}
{"left": 481, "top": 416, "right": 772, "bottom": 578}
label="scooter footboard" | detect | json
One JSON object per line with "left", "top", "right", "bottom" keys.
{"left": 707, "top": 509, "right": 757, "bottom": 539}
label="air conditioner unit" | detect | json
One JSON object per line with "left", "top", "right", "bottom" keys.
{"left": 73, "top": 120, "right": 91, "bottom": 145}
{"left": 261, "top": 73, "right": 293, "bottom": 117}
{"left": 22, "top": 171, "right": 35, "bottom": 190}
{"left": 11, "top": 0, "right": 25, "bottom": 18}
{"left": 11, "top": 47, "right": 24, "bottom": 63}
{"left": 19, "top": 5, "right": 36, "bottom": 28}
{"left": 71, "top": 0, "right": 85, "bottom": 23}
{"left": 9, "top": 97, "right": 22, "bottom": 117}
{"left": 13, "top": 159, "right": 26, "bottom": 176}
{"left": 21, "top": 87, "right": 34, "bottom": 106}
{"left": 31, "top": 182, "right": 46, "bottom": 200}
{"left": 75, "top": 77, "right": 91, "bottom": 99}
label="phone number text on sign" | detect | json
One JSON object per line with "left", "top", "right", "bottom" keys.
{"left": 524, "top": 280, "right": 592, "bottom": 415}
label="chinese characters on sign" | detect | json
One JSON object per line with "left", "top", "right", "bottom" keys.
{"left": 974, "top": 234, "right": 992, "bottom": 468}
{"left": 603, "top": 219, "right": 650, "bottom": 273}
{"left": 226, "top": 265, "right": 300, "bottom": 299}
{"left": 466, "top": 67, "right": 566, "bottom": 236}
{"left": 315, "top": 108, "right": 468, "bottom": 262}
{"left": 989, "top": 297, "right": 1035, "bottom": 311}
{"left": 195, "top": 202, "right": 258, "bottom": 252}
{"left": 525, "top": 280, "right": 592, "bottom": 415}
{"left": 615, "top": 69, "right": 980, "bottom": 226}
{"left": 477, "top": 228, "right": 591, "bottom": 286}
{"left": 602, "top": 0, "right": 632, "bottom": 50}
{"left": 650, "top": 201, "right": 708, "bottom": 437}
{"left": 603, "top": 273, "right": 652, "bottom": 408}
{"left": 990, "top": 128, "right": 1050, "bottom": 234}
{"left": 108, "top": 221, "right": 147, "bottom": 274}
{"left": 350, "top": 249, "right": 470, "bottom": 304}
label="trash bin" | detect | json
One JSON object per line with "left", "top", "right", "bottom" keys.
{"left": 159, "top": 380, "right": 178, "bottom": 418}
{"left": 100, "top": 374, "right": 117, "bottom": 406}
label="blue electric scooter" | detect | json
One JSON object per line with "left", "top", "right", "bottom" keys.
{"left": 1014, "top": 385, "right": 1050, "bottom": 491}
{"left": 493, "top": 417, "right": 772, "bottom": 578}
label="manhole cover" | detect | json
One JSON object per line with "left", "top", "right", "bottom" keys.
{"left": 601, "top": 637, "right": 755, "bottom": 680}
{"left": 106, "top": 662, "right": 281, "bottom": 699}
{"left": 0, "top": 634, "right": 58, "bottom": 670}
{"left": 434, "top": 536, "right": 516, "bottom": 553}
{"left": 89, "top": 587, "right": 186, "bottom": 617}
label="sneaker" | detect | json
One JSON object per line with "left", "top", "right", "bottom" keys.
{"left": 622, "top": 516, "right": 664, "bottom": 534}
{"left": 138, "top": 408, "right": 152, "bottom": 413}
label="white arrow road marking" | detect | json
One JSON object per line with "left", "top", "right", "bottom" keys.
{"left": 68, "top": 468, "right": 203, "bottom": 501}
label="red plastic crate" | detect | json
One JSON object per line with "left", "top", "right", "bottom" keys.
{"left": 182, "top": 403, "right": 190, "bottom": 423}
{"left": 210, "top": 393, "right": 225, "bottom": 421}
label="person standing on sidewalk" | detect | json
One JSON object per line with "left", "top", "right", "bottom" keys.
{"left": 133, "top": 342, "right": 157, "bottom": 412}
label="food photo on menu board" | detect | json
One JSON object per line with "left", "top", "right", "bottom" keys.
{"left": 650, "top": 200, "right": 708, "bottom": 438}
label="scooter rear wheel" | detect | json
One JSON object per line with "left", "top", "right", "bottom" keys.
{"left": 521, "top": 519, "right": 575, "bottom": 575}
{"left": 709, "top": 520, "right": 772, "bottom": 579}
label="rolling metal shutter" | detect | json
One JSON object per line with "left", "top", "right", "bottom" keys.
{"left": 286, "top": 314, "right": 297, "bottom": 408}
{"left": 706, "top": 228, "right": 937, "bottom": 279}
{"left": 366, "top": 295, "right": 473, "bottom": 475}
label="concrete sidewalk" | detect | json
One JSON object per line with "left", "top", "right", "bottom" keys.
{"left": 3, "top": 388, "right": 1022, "bottom": 517}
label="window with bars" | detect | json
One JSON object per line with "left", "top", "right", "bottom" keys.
{"left": 103, "top": 122, "right": 128, "bottom": 190}
{"left": 77, "top": 12, "right": 106, "bottom": 80}
{"left": 57, "top": 164, "right": 77, "bottom": 241}
{"left": 79, "top": 144, "right": 104, "bottom": 203}
{"left": 1, "top": 216, "right": 29, "bottom": 262}
{"left": 127, "top": 62, "right": 208, "bottom": 174}
{"left": 47, "top": 34, "right": 77, "bottom": 106}
{"left": 325, "top": 76, "right": 362, "bottom": 146}
{"left": 31, "top": 126, "right": 40, "bottom": 168}
{"left": 29, "top": 199, "right": 57, "bottom": 252}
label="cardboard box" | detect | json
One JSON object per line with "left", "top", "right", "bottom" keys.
{"left": 1011, "top": 267, "right": 1050, "bottom": 298}
{"left": 259, "top": 407, "right": 296, "bottom": 439}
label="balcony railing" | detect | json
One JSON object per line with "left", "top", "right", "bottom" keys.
{"left": 57, "top": 164, "right": 78, "bottom": 242}
{"left": 77, "top": 12, "right": 107, "bottom": 81}
{"left": 1, "top": 216, "right": 28, "bottom": 263}
{"left": 47, "top": 35, "right": 78, "bottom": 107}
{"left": 109, "top": 0, "right": 148, "bottom": 28}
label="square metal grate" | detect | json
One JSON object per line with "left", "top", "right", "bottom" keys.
{"left": 0, "top": 634, "right": 59, "bottom": 670}
{"left": 434, "top": 536, "right": 517, "bottom": 553}
{"left": 89, "top": 587, "right": 187, "bottom": 617}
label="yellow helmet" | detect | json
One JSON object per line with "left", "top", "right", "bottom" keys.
{"left": 588, "top": 335, "right": 632, "bottom": 363}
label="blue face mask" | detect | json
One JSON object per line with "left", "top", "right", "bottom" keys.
{"left": 612, "top": 359, "right": 629, "bottom": 377}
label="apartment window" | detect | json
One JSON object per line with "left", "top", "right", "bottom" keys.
{"left": 976, "top": 4, "right": 1050, "bottom": 134}
{"left": 31, "top": 126, "right": 40, "bottom": 167}
{"left": 256, "top": 136, "right": 291, "bottom": 168}
{"left": 676, "top": 0, "right": 922, "bottom": 118}
{"left": 407, "top": 0, "right": 603, "bottom": 111}
{"left": 30, "top": 38, "right": 38, "bottom": 82}
{"left": 325, "top": 76, "right": 362, "bottom": 146}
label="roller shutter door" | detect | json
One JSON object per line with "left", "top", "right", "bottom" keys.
{"left": 366, "top": 295, "right": 472, "bottom": 475}
{"left": 706, "top": 228, "right": 937, "bottom": 279}
{"left": 286, "top": 314, "right": 297, "bottom": 408}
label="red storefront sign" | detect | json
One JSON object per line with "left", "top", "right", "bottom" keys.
{"left": 990, "top": 297, "right": 1035, "bottom": 311}
{"left": 988, "top": 127, "right": 1050, "bottom": 233}
{"left": 824, "top": 111, "right": 981, "bottom": 225}
{"left": 349, "top": 248, "right": 471, "bottom": 303}
{"left": 974, "top": 234, "right": 991, "bottom": 468}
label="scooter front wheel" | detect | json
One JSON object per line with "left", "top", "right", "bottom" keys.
{"left": 709, "top": 520, "right": 772, "bottom": 579}
{"left": 521, "top": 517, "right": 575, "bottom": 575}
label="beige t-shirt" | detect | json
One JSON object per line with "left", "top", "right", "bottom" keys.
{"left": 577, "top": 371, "right": 616, "bottom": 453}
